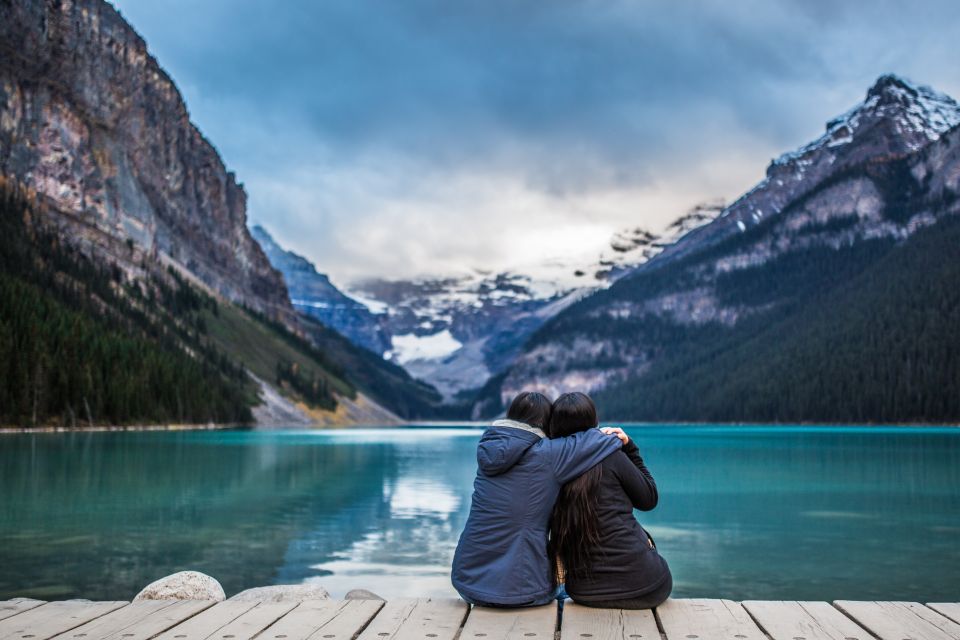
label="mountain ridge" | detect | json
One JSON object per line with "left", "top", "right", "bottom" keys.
{"left": 476, "top": 73, "right": 960, "bottom": 421}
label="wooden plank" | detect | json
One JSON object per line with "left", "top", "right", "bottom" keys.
{"left": 50, "top": 601, "right": 176, "bottom": 640}
{"left": 462, "top": 603, "right": 556, "bottom": 640}
{"left": 192, "top": 603, "right": 296, "bottom": 640}
{"left": 298, "top": 600, "right": 383, "bottom": 640}
{"left": 656, "top": 599, "right": 767, "bottom": 640}
{"left": 743, "top": 601, "right": 871, "bottom": 640}
{"left": 260, "top": 600, "right": 385, "bottom": 640}
{"left": 834, "top": 602, "right": 960, "bottom": 640}
{"left": 0, "top": 601, "right": 128, "bottom": 640}
{"left": 925, "top": 605, "right": 960, "bottom": 626}
{"left": 151, "top": 601, "right": 260, "bottom": 640}
{"left": 101, "top": 601, "right": 215, "bottom": 640}
{"left": 561, "top": 602, "right": 658, "bottom": 640}
{"left": 0, "top": 602, "right": 46, "bottom": 623}
{"left": 355, "top": 599, "right": 467, "bottom": 640}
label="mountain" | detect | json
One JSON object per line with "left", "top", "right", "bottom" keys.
{"left": 253, "top": 208, "right": 723, "bottom": 403}
{"left": 250, "top": 224, "right": 456, "bottom": 417}
{"left": 478, "top": 74, "right": 960, "bottom": 423}
{"left": 251, "top": 225, "right": 391, "bottom": 355}
{"left": 0, "top": 0, "right": 290, "bottom": 320}
{"left": 0, "top": 0, "right": 417, "bottom": 427}
{"left": 343, "top": 204, "right": 721, "bottom": 401}
{"left": 0, "top": 180, "right": 373, "bottom": 427}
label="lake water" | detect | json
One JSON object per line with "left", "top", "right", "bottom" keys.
{"left": 1, "top": 426, "right": 958, "bottom": 602}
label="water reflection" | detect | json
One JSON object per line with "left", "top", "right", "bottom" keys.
{"left": 0, "top": 426, "right": 958, "bottom": 601}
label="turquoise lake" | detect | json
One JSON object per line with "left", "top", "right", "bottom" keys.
{"left": 1, "top": 426, "right": 958, "bottom": 601}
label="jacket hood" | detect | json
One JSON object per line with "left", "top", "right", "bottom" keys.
{"left": 477, "top": 420, "right": 545, "bottom": 476}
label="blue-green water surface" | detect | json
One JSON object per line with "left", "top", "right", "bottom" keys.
{"left": 1, "top": 426, "right": 958, "bottom": 601}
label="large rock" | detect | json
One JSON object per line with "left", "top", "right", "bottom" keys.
{"left": 229, "top": 584, "right": 330, "bottom": 603}
{"left": 134, "top": 571, "right": 225, "bottom": 601}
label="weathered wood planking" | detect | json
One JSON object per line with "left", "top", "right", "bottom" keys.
{"left": 150, "top": 601, "right": 260, "bottom": 640}
{"left": 561, "top": 602, "right": 659, "bottom": 640}
{"left": 259, "top": 599, "right": 384, "bottom": 640}
{"left": 742, "top": 601, "right": 871, "bottom": 640}
{"left": 656, "top": 599, "right": 767, "bottom": 640}
{"left": 51, "top": 600, "right": 215, "bottom": 640}
{"left": 927, "top": 605, "right": 960, "bottom": 626}
{"left": 154, "top": 601, "right": 294, "bottom": 640}
{"left": 355, "top": 599, "right": 467, "bottom": 640}
{"left": 0, "top": 601, "right": 128, "bottom": 640}
{"left": 0, "top": 601, "right": 46, "bottom": 623}
{"left": 834, "top": 601, "right": 960, "bottom": 640}
{"left": 6, "top": 598, "right": 960, "bottom": 640}
{"left": 197, "top": 603, "right": 297, "bottom": 640}
{"left": 460, "top": 604, "right": 555, "bottom": 640}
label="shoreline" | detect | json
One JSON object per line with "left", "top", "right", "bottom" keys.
{"left": 0, "top": 422, "right": 244, "bottom": 434}
{"left": 1, "top": 420, "right": 958, "bottom": 434}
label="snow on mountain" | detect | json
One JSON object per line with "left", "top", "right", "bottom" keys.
{"left": 773, "top": 74, "right": 960, "bottom": 168}
{"left": 251, "top": 225, "right": 391, "bottom": 354}
{"left": 340, "top": 202, "right": 722, "bottom": 399}
{"left": 650, "top": 74, "right": 960, "bottom": 270}
{"left": 486, "top": 74, "right": 960, "bottom": 417}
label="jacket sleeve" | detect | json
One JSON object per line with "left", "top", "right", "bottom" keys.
{"left": 613, "top": 440, "right": 659, "bottom": 511}
{"left": 547, "top": 428, "right": 622, "bottom": 485}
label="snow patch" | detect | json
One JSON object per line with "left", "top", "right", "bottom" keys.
{"left": 344, "top": 291, "right": 390, "bottom": 314}
{"left": 388, "top": 330, "right": 462, "bottom": 364}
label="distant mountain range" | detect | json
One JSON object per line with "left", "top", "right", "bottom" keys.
{"left": 482, "top": 74, "right": 960, "bottom": 422}
{"left": 2, "top": 0, "right": 958, "bottom": 425}
{"left": 255, "top": 203, "right": 723, "bottom": 401}
{"left": 254, "top": 74, "right": 960, "bottom": 423}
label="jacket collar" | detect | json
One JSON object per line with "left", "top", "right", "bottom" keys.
{"left": 491, "top": 419, "right": 546, "bottom": 439}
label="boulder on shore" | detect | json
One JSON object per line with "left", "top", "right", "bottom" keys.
{"left": 134, "top": 571, "right": 225, "bottom": 601}
{"left": 345, "top": 589, "right": 384, "bottom": 601}
{"left": 229, "top": 584, "right": 330, "bottom": 602}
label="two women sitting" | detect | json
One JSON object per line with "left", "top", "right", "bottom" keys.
{"left": 452, "top": 391, "right": 672, "bottom": 609}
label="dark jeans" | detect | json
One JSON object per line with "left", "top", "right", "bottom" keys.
{"left": 460, "top": 585, "right": 565, "bottom": 608}
{"left": 576, "top": 572, "right": 673, "bottom": 610}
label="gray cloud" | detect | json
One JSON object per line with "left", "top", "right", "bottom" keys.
{"left": 112, "top": 0, "right": 960, "bottom": 281}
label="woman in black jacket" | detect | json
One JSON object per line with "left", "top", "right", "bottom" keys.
{"left": 548, "top": 392, "right": 672, "bottom": 609}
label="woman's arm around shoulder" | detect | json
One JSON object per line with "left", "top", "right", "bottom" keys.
{"left": 546, "top": 428, "right": 623, "bottom": 485}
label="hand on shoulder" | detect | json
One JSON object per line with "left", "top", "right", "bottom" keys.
{"left": 600, "top": 426, "right": 630, "bottom": 446}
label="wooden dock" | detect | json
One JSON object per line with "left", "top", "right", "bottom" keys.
{"left": 1, "top": 598, "right": 959, "bottom": 640}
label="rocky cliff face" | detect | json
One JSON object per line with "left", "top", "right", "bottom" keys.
{"left": 251, "top": 225, "right": 391, "bottom": 354}
{"left": 486, "top": 75, "right": 960, "bottom": 416}
{"left": 0, "top": 0, "right": 291, "bottom": 318}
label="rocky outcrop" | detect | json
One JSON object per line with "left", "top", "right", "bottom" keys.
{"left": 134, "top": 571, "right": 226, "bottom": 601}
{"left": 0, "top": 0, "right": 292, "bottom": 319}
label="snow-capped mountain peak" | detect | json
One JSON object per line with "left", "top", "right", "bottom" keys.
{"left": 773, "top": 74, "right": 960, "bottom": 170}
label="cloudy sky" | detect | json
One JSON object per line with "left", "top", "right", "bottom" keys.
{"left": 112, "top": 0, "right": 960, "bottom": 284}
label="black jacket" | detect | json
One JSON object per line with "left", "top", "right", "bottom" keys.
{"left": 564, "top": 440, "right": 671, "bottom": 602}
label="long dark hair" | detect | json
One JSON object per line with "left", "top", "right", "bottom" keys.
{"left": 506, "top": 391, "right": 552, "bottom": 431}
{"left": 548, "top": 392, "right": 603, "bottom": 582}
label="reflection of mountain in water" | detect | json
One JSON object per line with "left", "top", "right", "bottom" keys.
{"left": 0, "top": 432, "right": 394, "bottom": 598}
{"left": 0, "top": 430, "right": 481, "bottom": 600}
{"left": 274, "top": 433, "right": 477, "bottom": 597}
